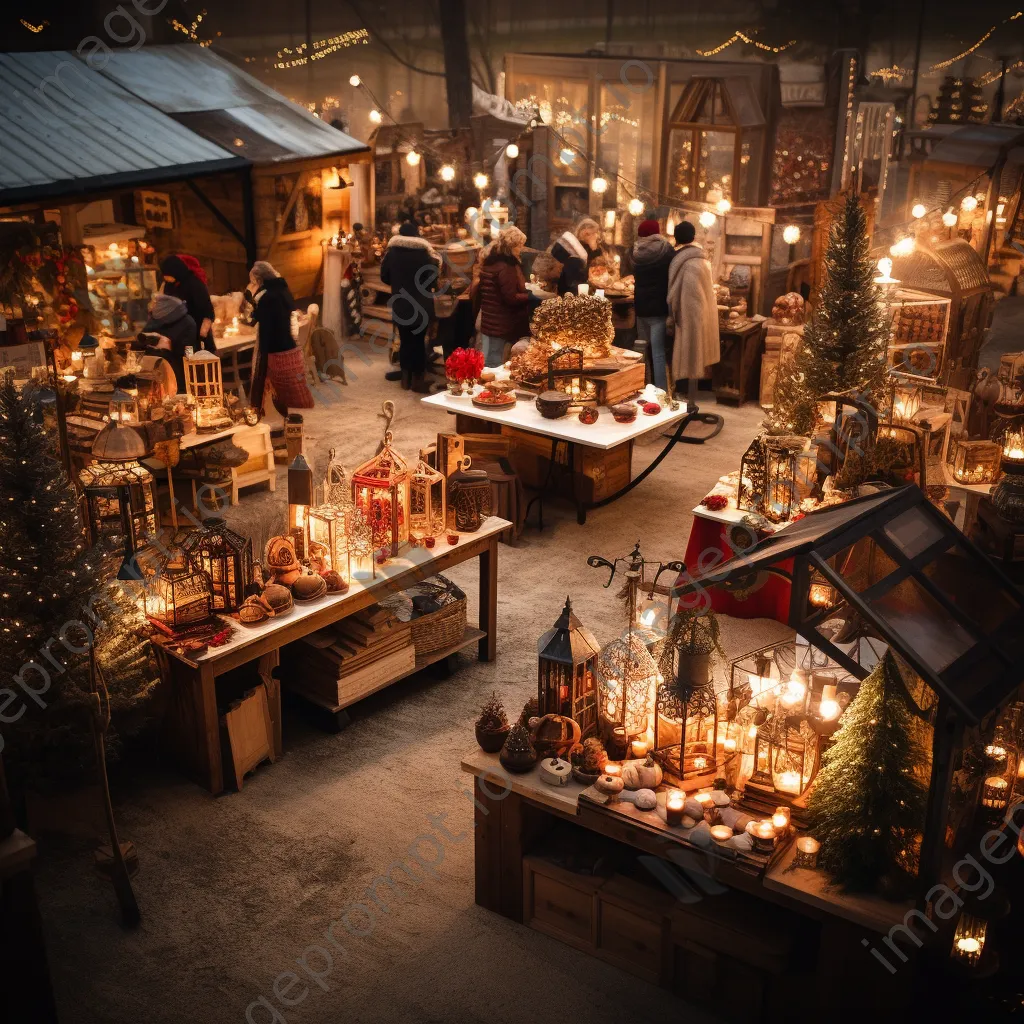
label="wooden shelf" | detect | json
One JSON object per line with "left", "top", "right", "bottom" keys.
{"left": 288, "top": 626, "right": 486, "bottom": 714}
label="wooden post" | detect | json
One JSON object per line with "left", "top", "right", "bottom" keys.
{"left": 479, "top": 535, "right": 498, "bottom": 661}
{"left": 439, "top": 0, "right": 474, "bottom": 130}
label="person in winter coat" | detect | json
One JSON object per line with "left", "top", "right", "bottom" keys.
{"left": 140, "top": 293, "right": 196, "bottom": 392}
{"left": 550, "top": 217, "right": 601, "bottom": 296}
{"left": 379, "top": 221, "right": 441, "bottom": 392}
{"left": 247, "top": 261, "right": 314, "bottom": 418}
{"left": 667, "top": 221, "right": 720, "bottom": 398}
{"left": 160, "top": 254, "right": 215, "bottom": 350}
{"left": 473, "top": 225, "right": 530, "bottom": 366}
{"left": 631, "top": 219, "right": 675, "bottom": 391}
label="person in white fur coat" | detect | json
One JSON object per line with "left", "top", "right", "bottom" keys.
{"left": 667, "top": 220, "right": 720, "bottom": 395}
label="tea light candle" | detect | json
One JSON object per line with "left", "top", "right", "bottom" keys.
{"left": 751, "top": 819, "right": 777, "bottom": 852}
{"left": 794, "top": 835, "right": 820, "bottom": 868}
{"left": 772, "top": 806, "right": 791, "bottom": 835}
{"left": 665, "top": 790, "right": 685, "bottom": 827}
{"left": 710, "top": 825, "right": 733, "bottom": 842}
{"left": 631, "top": 738, "right": 649, "bottom": 759}
{"left": 723, "top": 737, "right": 737, "bottom": 753}
{"left": 577, "top": 283, "right": 590, "bottom": 296}
{"left": 694, "top": 792, "right": 714, "bottom": 809}
{"left": 603, "top": 763, "right": 622, "bottom": 778}
{"left": 778, "top": 770, "right": 802, "bottom": 795}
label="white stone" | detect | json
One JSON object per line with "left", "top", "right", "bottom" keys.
{"left": 729, "top": 833, "right": 754, "bottom": 852}
{"left": 688, "top": 821, "right": 713, "bottom": 847}
{"left": 634, "top": 788, "right": 657, "bottom": 810}
{"left": 709, "top": 790, "right": 732, "bottom": 807}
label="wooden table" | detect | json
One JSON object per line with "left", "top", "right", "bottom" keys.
{"left": 160, "top": 517, "right": 509, "bottom": 794}
{"left": 462, "top": 749, "right": 919, "bottom": 1015}
{"left": 714, "top": 319, "right": 765, "bottom": 406}
{"left": 422, "top": 389, "right": 694, "bottom": 526}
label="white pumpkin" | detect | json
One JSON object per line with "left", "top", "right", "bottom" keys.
{"left": 622, "top": 754, "right": 663, "bottom": 790}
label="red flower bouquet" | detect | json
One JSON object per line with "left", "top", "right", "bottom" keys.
{"left": 700, "top": 494, "right": 729, "bottom": 511}
{"left": 445, "top": 347, "right": 485, "bottom": 383}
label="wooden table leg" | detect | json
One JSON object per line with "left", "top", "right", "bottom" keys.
{"left": 258, "top": 649, "right": 282, "bottom": 758}
{"left": 479, "top": 534, "right": 498, "bottom": 661}
{"left": 473, "top": 781, "right": 524, "bottom": 921}
{"left": 161, "top": 656, "right": 224, "bottom": 794}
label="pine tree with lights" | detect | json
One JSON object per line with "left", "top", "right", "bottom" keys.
{"left": 768, "top": 193, "right": 890, "bottom": 437}
{"left": 0, "top": 377, "right": 156, "bottom": 789}
{"left": 808, "top": 652, "right": 928, "bottom": 894}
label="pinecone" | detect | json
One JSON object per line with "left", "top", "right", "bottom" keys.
{"left": 499, "top": 720, "right": 537, "bottom": 773}
{"left": 476, "top": 692, "right": 508, "bottom": 732}
{"left": 520, "top": 696, "right": 539, "bottom": 725}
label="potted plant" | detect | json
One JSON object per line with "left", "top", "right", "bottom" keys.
{"left": 570, "top": 736, "right": 607, "bottom": 785}
{"left": 475, "top": 692, "right": 510, "bottom": 752}
{"left": 659, "top": 603, "right": 726, "bottom": 694}
{"left": 445, "top": 347, "right": 485, "bottom": 394}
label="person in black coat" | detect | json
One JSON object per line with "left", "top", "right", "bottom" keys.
{"left": 550, "top": 218, "right": 602, "bottom": 296}
{"left": 631, "top": 219, "right": 676, "bottom": 390}
{"left": 140, "top": 293, "right": 196, "bottom": 392}
{"left": 379, "top": 221, "right": 441, "bottom": 392}
{"left": 160, "top": 254, "right": 215, "bottom": 350}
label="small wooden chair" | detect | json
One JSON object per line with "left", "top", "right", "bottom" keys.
{"left": 230, "top": 423, "right": 276, "bottom": 504}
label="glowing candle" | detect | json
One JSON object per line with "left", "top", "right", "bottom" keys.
{"left": 710, "top": 825, "right": 732, "bottom": 842}
{"left": 665, "top": 790, "right": 685, "bottom": 827}
{"left": 794, "top": 836, "right": 820, "bottom": 867}
{"left": 772, "top": 807, "right": 791, "bottom": 835}
{"left": 631, "top": 738, "right": 649, "bottom": 759}
{"left": 723, "top": 737, "right": 737, "bottom": 753}
{"left": 603, "top": 763, "right": 621, "bottom": 778}
{"left": 779, "top": 770, "right": 802, "bottom": 795}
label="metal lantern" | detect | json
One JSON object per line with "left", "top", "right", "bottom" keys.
{"left": 447, "top": 457, "right": 491, "bottom": 533}
{"left": 181, "top": 517, "right": 252, "bottom": 612}
{"left": 951, "top": 913, "right": 988, "bottom": 969}
{"left": 79, "top": 421, "right": 157, "bottom": 564}
{"left": 989, "top": 416, "right": 1024, "bottom": 524}
{"left": 547, "top": 347, "right": 595, "bottom": 405}
{"left": 145, "top": 562, "right": 213, "bottom": 630}
{"left": 763, "top": 436, "right": 811, "bottom": 523}
{"left": 537, "top": 597, "right": 601, "bottom": 738}
{"left": 322, "top": 447, "right": 351, "bottom": 507}
{"left": 598, "top": 630, "right": 658, "bottom": 740}
{"left": 78, "top": 332, "right": 102, "bottom": 379}
{"left": 352, "top": 403, "right": 410, "bottom": 557}
{"left": 949, "top": 439, "right": 1001, "bottom": 485}
{"left": 409, "top": 460, "right": 447, "bottom": 539}
{"left": 185, "top": 349, "right": 227, "bottom": 430}
{"left": 108, "top": 388, "right": 138, "bottom": 425}
{"left": 288, "top": 454, "right": 314, "bottom": 560}
{"left": 890, "top": 376, "right": 923, "bottom": 423}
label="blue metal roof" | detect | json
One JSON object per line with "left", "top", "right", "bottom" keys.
{"left": 95, "top": 45, "right": 369, "bottom": 164}
{"left": 0, "top": 50, "right": 247, "bottom": 204}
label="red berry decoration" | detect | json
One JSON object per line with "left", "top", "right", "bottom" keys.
{"left": 642, "top": 402, "right": 661, "bottom": 415}
{"left": 701, "top": 494, "right": 729, "bottom": 511}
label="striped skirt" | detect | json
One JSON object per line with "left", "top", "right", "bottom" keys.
{"left": 265, "top": 347, "right": 314, "bottom": 410}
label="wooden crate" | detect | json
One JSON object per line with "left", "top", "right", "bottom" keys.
{"left": 587, "top": 359, "right": 646, "bottom": 407}
{"left": 219, "top": 684, "right": 275, "bottom": 791}
{"left": 501, "top": 425, "right": 631, "bottom": 504}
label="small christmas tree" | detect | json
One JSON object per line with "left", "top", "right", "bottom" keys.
{"left": 499, "top": 720, "right": 537, "bottom": 773}
{"left": 927, "top": 76, "right": 987, "bottom": 126}
{"left": 0, "top": 377, "right": 156, "bottom": 789}
{"left": 808, "top": 652, "right": 929, "bottom": 893}
{"left": 768, "top": 194, "right": 890, "bottom": 437}
{"left": 476, "top": 692, "right": 508, "bottom": 732}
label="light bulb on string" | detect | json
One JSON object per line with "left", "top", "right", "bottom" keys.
{"left": 349, "top": 74, "right": 361, "bottom": 87}
{"left": 716, "top": 198, "right": 732, "bottom": 215}
{"left": 699, "top": 210, "right": 717, "bottom": 229}
{"left": 627, "top": 197, "right": 644, "bottom": 217}
{"left": 591, "top": 176, "right": 608, "bottom": 194}
{"left": 473, "top": 172, "right": 489, "bottom": 190}
{"left": 440, "top": 164, "right": 455, "bottom": 182}
{"left": 782, "top": 224, "right": 801, "bottom": 245}
{"left": 961, "top": 194, "right": 979, "bottom": 212}
{"left": 505, "top": 143, "right": 519, "bottom": 159}
{"left": 369, "top": 109, "right": 383, "bottom": 124}
{"left": 911, "top": 202, "right": 927, "bottom": 219}
{"left": 942, "top": 208, "right": 958, "bottom": 228}
{"left": 406, "top": 150, "right": 421, "bottom": 167}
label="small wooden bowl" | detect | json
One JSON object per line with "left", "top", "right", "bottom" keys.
{"left": 536, "top": 390, "right": 571, "bottom": 419}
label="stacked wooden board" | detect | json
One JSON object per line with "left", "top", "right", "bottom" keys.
{"left": 285, "top": 604, "right": 415, "bottom": 710}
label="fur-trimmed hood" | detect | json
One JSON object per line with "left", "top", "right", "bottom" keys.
{"left": 555, "top": 230, "right": 589, "bottom": 261}
{"left": 387, "top": 233, "right": 442, "bottom": 264}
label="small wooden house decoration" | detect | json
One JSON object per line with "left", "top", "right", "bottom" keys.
{"left": 409, "top": 460, "right": 446, "bottom": 539}
{"left": 79, "top": 421, "right": 157, "bottom": 553}
{"left": 145, "top": 562, "right": 213, "bottom": 630}
{"left": 352, "top": 402, "right": 410, "bottom": 557}
{"left": 538, "top": 597, "right": 601, "bottom": 738}
{"left": 675, "top": 486, "right": 1024, "bottom": 894}
{"left": 185, "top": 349, "right": 228, "bottom": 431}
{"left": 182, "top": 517, "right": 252, "bottom": 612}
{"left": 949, "top": 439, "right": 1001, "bottom": 486}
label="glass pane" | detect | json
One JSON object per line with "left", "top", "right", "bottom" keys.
{"left": 921, "top": 544, "right": 1021, "bottom": 637}
{"left": 882, "top": 507, "right": 948, "bottom": 560}
{"left": 872, "top": 579, "right": 975, "bottom": 674}
{"left": 723, "top": 78, "right": 765, "bottom": 128}
{"left": 666, "top": 128, "right": 694, "bottom": 199}
{"left": 697, "top": 130, "right": 735, "bottom": 201}
{"left": 512, "top": 77, "right": 589, "bottom": 171}
{"left": 831, "top": 537, "right": 902, "bottom": 595}
{"left": 598, "top": 80, "right": 657, "bottom": 205}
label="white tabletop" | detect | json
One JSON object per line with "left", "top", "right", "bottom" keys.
{"left": 422, "top": 389, "right": 689, "bottom": 451}
{"left": 179, "top": 424, "right": 243, "bottom": 450}
{"left": 214, "top": 329, "right": 257, "bottom": 355}
{"left": 197, "top": 516, "right": 511, "bottom": 664}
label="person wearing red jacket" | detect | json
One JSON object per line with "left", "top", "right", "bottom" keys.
{"left": 473, "top": 225, "right": 530, "bottom": 366}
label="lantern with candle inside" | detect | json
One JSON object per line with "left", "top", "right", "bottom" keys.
{"left": 750, "top": 819, "right": 777, "bottom": 853}
{"left": 652, "top": 605, "right": 725, "bottom": 789}
{"left": 772, "top": 806, "right": 791, "bottom": 836}
{"left": 980, "top": 775, "right": 1009, "bottom": 813}
{"left": 307, "top": 505, "right": 350, "bottom": 583}
{"left": 537, "top": 597, "right": 600, "bottom": 738}
{"left": 409, "top": 460, "right": 446, "bottom": 539}
{"left": 107, "top": 387, "right": 138, "bottom": 425}
{"left": 546, "top": 347, "right": 595, "bottom": 406}
{"left": 949, "top": 439, "right": 1001, "bottom": 486}
{"left": 991, "top": 418, "right": 1024, "bottom": 523}
{"left": 181, "top": 517, "right": 252, "bottom": 613}
{"left": 288, "top": 454, "right": 313, "bottom": 560}
{"left": 184, "top": 349, "right": 230, "bottom": 431}
{"left": 597, "top": 631, "right": 658, "bottom": 743}
{"left": 79, "top": 421, "right": 158, "bottom": 556}
{"left": 352, "top": 402, "right": 410, "bottom": 558}
{"left": 889, "top": 376, "right": 922, "bottom": 424}
{"left": 950, "top": 913, "right": 989, "bottom": 973}
{"left": 78, "top": 332, "right": 102, "bottom": 378}
{"left": 807, "top": 570, "right": 836, "bottom": 611}
{"left": 145, "top": 561, "right": 213, "bottom": 630}
{"left": 347, "top": 507, "right": 376, "bottom": 582}
{"left": 764, "top": 436, "right": 812, "bottom": 522}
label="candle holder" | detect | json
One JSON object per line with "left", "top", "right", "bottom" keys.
{"left": 750, "top": 820, "right": 777, "bottom": 854}
{"left": 981, "top": 775, "right": 1010, "bottom": 812}
{"left": 794, "top": 836, "right": 820, "bottom": 868}
{"left": 991, "top": 423, "right": 1024, "bottom": 523}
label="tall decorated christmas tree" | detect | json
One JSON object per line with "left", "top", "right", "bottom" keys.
{"left": 808, "top": 652, "right": 929, "bottom": 893}
{"left": 768, "top": 193, "right": 890, "bottom": 436}
{"left": 0, "top": 376, "right": 157, "bottom": 790}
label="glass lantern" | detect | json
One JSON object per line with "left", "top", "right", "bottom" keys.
{"left": 347, "top": 506, "right": 377, "bottom": 582}
{"left": 352, "top": 417, "right": 410, "bottom": 558}
{"left": 145, "top": 563, "right": 214, "bottom": 630}
{"left": 307, "top": 505, "right": 351, "bottom": 582}
{"left": 949, "top": 440, "right": 1001, "bottom": 486}
{"left": 185, "top": 349, "right": 228, "bottom": 430}
{"left": 597, "top": 630, "right": 658, "bottom": 740}
{"left": 547, "top": 347, "right": 596, "bottom": 405}
{"left": 890, "top": 376, "right": 923, "bottom": 423}
{"left": 537, "top": 597, "right": 600, "bottom": 738}
{"left": 181, "top": 517, "right": 252, "bottom": 612}
{"left": 764, "top": 436, "right": 810, "bottom": 523}
{"left": 409, "top": 460, "right": 447, "bottom": 539}
{"left": 737, "top": 435, "right": 767, "bottom": 515}
{"left": 951, "top": 913, "right": 988, "bottom": 969}
{"left": 108, "top": 387, "right": 138, "bottom": 425}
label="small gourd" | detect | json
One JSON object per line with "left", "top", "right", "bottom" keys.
{"left": 622, "top": 754, "right": 663, "bottom": 790}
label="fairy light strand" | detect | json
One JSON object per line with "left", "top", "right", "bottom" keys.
{"left": 697, "top": 29, "right": 796, "bottom": 57}
{"left": 929, "top": 10, "right": 1022, "bottom": 71}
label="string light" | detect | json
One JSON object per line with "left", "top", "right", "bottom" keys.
{"left": 782, "top": 224, "right": 801, "bottom": 245}
{"left": 697, "top": 29, "right": 796, "bottom": 57}
{"left": 699, "top": 210, "right": 717, "bottom": 229}
{"left": 349, "top": 74, "right": 361, "bottom": 87}
{"left": 406, "top": 150, "right": 421, "bottom": 167}
{"left": 440, "top": 164, "right": 456, "bottom": 182}
{"left": 19, "top": 18, "right": 47, "bottom": 32}
{"left": 911, "top": 203, "right": 927, "bottom": 219}
{"left": 473, "top": 172, "right": 489, "bottom": 190}
{"left": 716, "top": 198, "right": 732, "bottom": 215}
{"left": 170, "top": 11, "right": 213, "bottom": 46}
{"left": 870, "top": 65, "right": 909, "bottom": 84}
{"left": 369, "top": 109, "right": 383, "bottom": 124}
{"left": 627, "top": 197, "right": 645, "bottom": 216}
{"left": 273, "top": 28, "right": 369, "bottom": 69}
{"left": 961, "top": 194, "right": 979, "bottom": 212}
{"left": 592, "top": 176, "right": 608, "bottom": 194}
{"left": 505, "top": 143, "right": 519, "bottom": 159}
{"left": 942, "top": 208, "right": 958, "bottom": 228}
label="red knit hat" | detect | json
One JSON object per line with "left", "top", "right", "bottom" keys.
{"left": 637, "top": 219, "right": 661, "bottom": 237}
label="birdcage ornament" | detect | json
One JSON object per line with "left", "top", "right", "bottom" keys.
{"left": 409, "top": 460, "right": 447, "bottom": 539}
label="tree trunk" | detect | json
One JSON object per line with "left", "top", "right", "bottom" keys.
{"left": 439, "top": 0, "right": 474, "bottom": 130}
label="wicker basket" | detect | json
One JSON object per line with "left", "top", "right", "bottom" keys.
{"left": 407, "top": 576, "right": 468, "bottom": 655}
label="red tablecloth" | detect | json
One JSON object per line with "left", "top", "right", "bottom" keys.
{"left": 681, "top": 513, "right": 793, "bottom": 622}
